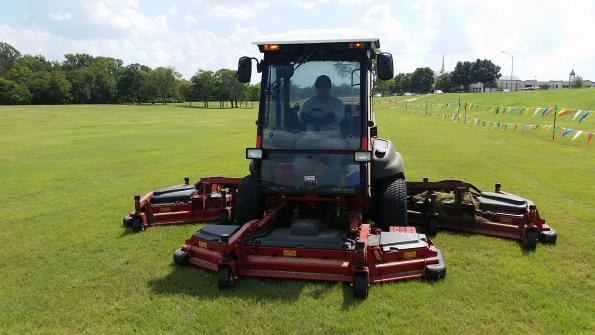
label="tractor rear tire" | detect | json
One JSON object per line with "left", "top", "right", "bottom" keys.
{"left": 524, "top": 229, "right": 537, "bottom": 250}
{"left": 234, "top": 175, "right": 263, "bottom": 225}
{"left": 218, "top": 265, "right": 234, "bottom": 289}
{"left": 375, "top": 175, "right": 408, "bottom": 230}
{"left": 353, "top": 273, "right": 369, "bottom": 299}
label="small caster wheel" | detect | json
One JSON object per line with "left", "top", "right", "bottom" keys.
{"left": 353, "top": 273, "right": 368, "bottom": 299}
{"left": 426, "top": 216, "right": 438, "bottom": 236}
{"left": 131, "top": 216, "right": 144, "bottom": 232}
{"left": 218, "top": 265, "right": 234, "bottom": 289}
{"left": 122, "top": 216, "right": 133, "bottom": 228}
{"left": 173, "top": 249, "right": 189, "bottom": 265}
{"left": 524, "top": 229, "right": 537, "bottom": 250}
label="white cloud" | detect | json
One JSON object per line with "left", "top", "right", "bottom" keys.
{"left": 190, "top": 0, "right": 270, "bottom": 20}
{"left": 48, "top": 12, "right": 72, "bottom": 22}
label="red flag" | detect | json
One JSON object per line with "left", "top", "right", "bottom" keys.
{"left": 588, "top": 132, "right": 593, "bottom": 144}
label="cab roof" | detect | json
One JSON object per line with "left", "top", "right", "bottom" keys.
{"left": 253, "top": 30, "right": 380, "bottom": 50}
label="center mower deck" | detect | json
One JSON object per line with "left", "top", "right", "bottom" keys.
{"left": 173, "top": 201, "right": 445, "bottom": 299}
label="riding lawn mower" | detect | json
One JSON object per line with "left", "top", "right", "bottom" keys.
{"left": 123, "top": 36, "right": 556, "bottom": 298}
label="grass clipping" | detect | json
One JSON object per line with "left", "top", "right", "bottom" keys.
{"left": 412, "top": 191, "right": 490, "bottom": 224}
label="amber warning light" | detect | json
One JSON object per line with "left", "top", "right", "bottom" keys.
{"left": 348, "top": 42, "right": 365, "bottom": 49}
{"left": 263, "top": 44, "right": 280, "bottom": 51}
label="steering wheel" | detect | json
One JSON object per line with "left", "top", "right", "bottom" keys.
{"left": 302, "top": 109, "right": 335, "bottom": 128}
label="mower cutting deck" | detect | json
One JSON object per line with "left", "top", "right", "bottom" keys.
{"left": 407, "top": 179, "right": 557, "bottom": 249}
{"left": 174, "top": 199, "right": 445, "bottom": 298}
{"left": 123, "top": 177, "right": 241, "bottom": 232}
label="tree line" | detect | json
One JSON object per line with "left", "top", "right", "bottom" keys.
{"left": 0, "top": 42, "right": 260, "bottom": 106}
{"left": 375, "top": 59, "right": 501, "bottom": 95}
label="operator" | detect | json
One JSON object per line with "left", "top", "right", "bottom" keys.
{"left": 298, "top": 75, "right": 344, "bottom": 133}
{"left": 294, "top": 75, "right": 347, "bottom": 188}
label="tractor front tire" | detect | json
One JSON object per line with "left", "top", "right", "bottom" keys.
{"left": 234, "top": 175, "right": 263, "bottom": 225}
{"left": 375, "top": 175, "right": 408, "bottom": 230}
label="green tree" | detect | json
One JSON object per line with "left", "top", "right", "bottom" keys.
{"left": 397, "top": 73, "right": 412, "bottom": 94}
{"left": 245, "top": 83, "right": 260, "bottom": 108}
{"left": 191, "top": 70, "right": 215, "bottom": 107}
{"left": 410, "top": 67, "right": 435, "bottom": 94}
{"left": 28, "top": 71, "right": 71, "bottom": 104}
{"left": 470, "top": 59, "right": 501, "bottom": 92}
{"left": 0, "top": 42, "right": 21, "bottom": 74}
{"left": 434, "top": 73, "right": 454, "bottom": 92}
{"left": 178, "top": 79, "right": 194, "bottom": 105}
{"left": 375, "top": 78, "right": 394, "bottom": 96}
{"left": 452, "top": 61, "right": 474, "bottom": 91}
{"left": 67, "top": 67, "right": 95, "bottom": 103}
{"left": 0, "top": 78, "right": 31, "bottom": 104}
{"left": 573, "top": 76, "right": 583, "bottom": 88}
{"left": 147, "top": 67, "right": 180, "bottom": 104}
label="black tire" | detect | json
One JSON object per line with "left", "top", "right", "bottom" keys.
{"left": 426, "top": 216, "right": 438, "bottom": 236}
{"left": 375, "top": 176, "right": 408, "bottom": 230}
{"left": 173, "top": 249, "right": 189, "bottom": 265}
{"left": 218, "top": 265, "right": 233, "bottom": 289}
{"left": 234, "top": 175, "right": 263, "bottom": 224}
{"left": 122, "top": 216, "right": 133, "bottom": 228}
{"left": 353, "top": 273, "right": 369, "bottom": 299}
{"left": 524, "top": 229, "right": 537, "bottom": 250}
{"left": 131, "top": 216, "right": 144, "bottom": 232}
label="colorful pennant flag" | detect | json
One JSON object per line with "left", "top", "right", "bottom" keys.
{"left": 578, "top": 111, "right": 590, "bottom": 123}
{"left": 572, "top": 110, "right": 582, "bottom": 121}
{"left": 572, "top": 130, "right": 583, "bottom": 141}
{"left": 588, "top": 132, "right": 593, "bottom": 144}
{"left": 561, "top": 128, "right": 573, "bottom": 137}
{"left": 558, "top": 108, "right": 571, "bottom": 116}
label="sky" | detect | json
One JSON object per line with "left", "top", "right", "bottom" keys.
{"left": 0, "top": 0, "right": 594, "bottom": 81}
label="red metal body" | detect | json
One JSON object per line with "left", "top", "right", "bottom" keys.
{"left": 180, "top": 197, "right": 445, "bottom": 286}
{"left": 406, "top": 180, "right": 556, "bottom": 244}
{"left": 125, "top": 177, "right": 242, "bottom": 230}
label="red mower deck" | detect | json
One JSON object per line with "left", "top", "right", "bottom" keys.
{"left": 123, "top": 177, "right": 241, "bottom": 232}
{"left": 407, "top": 179, "right": 557, "bottom": 249}
{"left": 173, "top": 197, "right": 446, "bottom": 298}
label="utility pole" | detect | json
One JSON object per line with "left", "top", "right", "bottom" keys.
{"left": 502, "top": 51, "right": 514, "bottom": 92}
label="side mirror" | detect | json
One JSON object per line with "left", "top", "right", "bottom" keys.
{"left": 237, "top": 56, "right": 252, "bottom": 83}
{"left": 377, "top": 53, "right": 394, "bottom": 80}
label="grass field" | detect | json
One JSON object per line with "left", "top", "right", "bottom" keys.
{"left": 0, "top": 93, "right": 594, "bottom": 334}
{"left": 383, "top": 89, "right": 595, "bottom": 144}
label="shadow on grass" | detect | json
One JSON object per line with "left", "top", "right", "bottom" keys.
{"left": 148, "top": 264, "right": 363, "bottom": 307}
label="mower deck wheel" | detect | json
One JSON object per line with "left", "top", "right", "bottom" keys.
{"left": 131, "top": 216, "right": 143, "bottom": 232}
{"left": 425, "top": 216, "right": 438, "bottom": 236}
{"left": 353, "top": 273, "right": 369, "bottom": 299}
{"left": 524, "top": 229, "right": 537, "bottom": 250}
{"left": 122, "top": 216, "right": 133, "bottom": 228}
{"left": 173, "top": 249, "right": 189, "bottom": 265}
{"left": 218, "top": 265, "right": 234, "bottom": 289}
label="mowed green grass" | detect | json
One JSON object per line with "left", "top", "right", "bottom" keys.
{"left": 385, "top": 88, "right": 595, "bottom": 139}
{"left": 0, "top": 99, "right": 594, "bottom": 334}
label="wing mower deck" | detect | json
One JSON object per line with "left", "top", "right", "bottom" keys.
{"left": 173, "top": 199, "right": 445, "bottom": 299}
{"left": 122, "top": 177, "right": 241, "bottom": 232}
{"left": 407, "top": 179, "right": 557, "bottom": 249}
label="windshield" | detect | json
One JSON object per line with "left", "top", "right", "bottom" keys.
{"left": 262, "top": 60, "right": 362, "bottom": 150}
